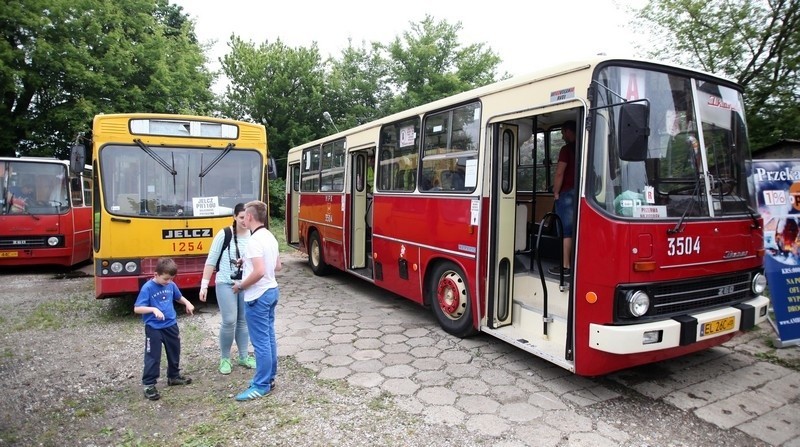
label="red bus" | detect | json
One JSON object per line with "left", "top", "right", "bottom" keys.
{"left": 285, "top": 56, "right": 769, "bottom": 376}
{"left": 0, "top": 157, "right": 92, "bottom": 267}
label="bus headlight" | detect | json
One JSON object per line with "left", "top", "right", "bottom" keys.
{"left": 110, "top": 262, "right": 124, "bottom": 273}
{"left": 752, "top": 273, "right": 767, "bottom": 294}
{"left": 46, "top": 236, "right": 61, "bottom": 246}
{"left": 626, "top": 290, "right": 650, "bottom": 317}
{"left": 125, "top": 262, "right": 138, "bottom": 273}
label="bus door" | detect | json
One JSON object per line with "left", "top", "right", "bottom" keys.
{"left": 349, "top": 148, "right": 374, "bottom": 270}
{"left": 487, "top": 123, "right": 518, "bottom": 328}
{"left": 287, "top": 163, "right": 300, "bottom": 246}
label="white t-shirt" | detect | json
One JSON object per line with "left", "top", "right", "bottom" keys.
{"left": 242, "top": 226, "right": 279, "bottom": 301}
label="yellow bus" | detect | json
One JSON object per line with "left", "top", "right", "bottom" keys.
{"left": 88, "top": 113, "right": 273, "bottom": 298}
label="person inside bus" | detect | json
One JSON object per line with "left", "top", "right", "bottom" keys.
{"left": 549, "top": 120, "right": 577, "bottom": 277}
{"left": 9, "top": 181, "right": 36, "bottom": 212}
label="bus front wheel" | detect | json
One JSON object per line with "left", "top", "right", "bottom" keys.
{"left": 429, "top": 262, "right": 476, "bottom": 338}
{"left": 308, "top": 231, "right": 330, "bottom": 276}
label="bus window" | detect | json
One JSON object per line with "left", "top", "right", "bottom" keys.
{"left": 378, "top": 117, "right": 420, "bottom": 192}
{"left": 420, "top": 102, "right": 480, "bottom": 192}
{"left": 301, "top": 146, "right": 320, "bottom": 192}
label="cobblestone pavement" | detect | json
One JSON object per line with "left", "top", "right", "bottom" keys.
{"left": 203, "top": 253, "right": 800, "bottom": 446}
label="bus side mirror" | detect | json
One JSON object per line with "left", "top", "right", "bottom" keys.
{"left": 70, "top": 144, "right": 86, "bottom": 174}
{"left": 267, "top": 157, "right": 278, "bottom": 180}
{"left": 618, "top": 102, "right": 649, "bottom": 162}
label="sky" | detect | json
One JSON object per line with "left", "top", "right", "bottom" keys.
{"left": 172, "top": 0, "right": 644, "bottom": 93}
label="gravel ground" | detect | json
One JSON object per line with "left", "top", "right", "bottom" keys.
{"left": 0, "top": 267, "right": 492, "bottom": 447}
{"left": 0, "top": 260, "right": 780, "bottom": 447}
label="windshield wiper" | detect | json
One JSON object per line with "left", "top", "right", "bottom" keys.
{"left": 199, "top": 143, "right": 235, "bottom": 178}
{"left": 709, "top": 174, "right": 760, "bottom": 229}
{"left": 134, "top": 139, "right": 177, "bottom": 194}
{"left": 134, "top": 139, "right": 177, "bottom": 177}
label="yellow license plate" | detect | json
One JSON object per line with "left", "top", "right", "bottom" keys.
{"left": 0, "top": 251, "right": 19, "bottom": 258}
{"left": 701, "top": 316, "right": 735, "bottom": 337}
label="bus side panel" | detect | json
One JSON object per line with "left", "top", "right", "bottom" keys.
{"left": 372, "top": 237, "right": 423, "bottom": 304}
{"left": 299, "top": 192, "right": 346, "bottom": 271}
{"left": 70, "top": 205, "right": 93, "bottom": 265}
{"left": 372, "top": 196, "right": 478, "bottom": 306}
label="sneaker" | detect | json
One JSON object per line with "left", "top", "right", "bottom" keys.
{"left": 144, "top": 385, "right": 160, "bottom": 401}
{"left": 167, "top": 375, "right": 192, "bottom": 386}
{"left": 238, "top": 355, "right": 256, "bottom": 369}
{"left": 548, "top": 266, "right": 571, "bottom": 277}
{"left": 219, "top": 358, "right": 232, "bottom": 375}
{"left": 235, "top": 385, "right": 270, "bottom": 401}
{"left": 269, "top": 379, "right": 276, "bottom": 390}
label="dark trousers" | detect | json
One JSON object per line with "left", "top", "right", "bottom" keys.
{"left": 142, "top": 323, "right": 181, "bottom": 386}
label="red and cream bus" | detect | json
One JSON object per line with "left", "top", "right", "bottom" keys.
{"left": 0, "top": 157, "right": 92, "bottom": 267}
{"left": 285, "top": 56, "right": 768, "bottom": 376}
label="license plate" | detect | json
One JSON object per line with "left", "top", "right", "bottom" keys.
{"left": 700, "top": 316, "right": 735, "bottom": 337}
{"left": 0, "top": 251, "right": 18, "bottom": 258}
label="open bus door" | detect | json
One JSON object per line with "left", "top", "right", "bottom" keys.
{"left": 487, "top": 123, "right": 518, "bottom": 329}
{"left": 287, "top": 163, "right": 300, "bottom": 246}
{"left": 349, "top": 147, "right": 374, "bottom": 272}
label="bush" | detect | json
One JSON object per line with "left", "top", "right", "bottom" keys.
{"left": 268, "top": 177, "right": 286, "bottom": 220}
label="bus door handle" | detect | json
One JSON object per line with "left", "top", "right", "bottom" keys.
{"left": 111, "top": 217, "right": 131, "bottom": 223}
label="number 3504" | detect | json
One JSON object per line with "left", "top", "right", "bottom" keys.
{"left": 667, "top": 236, "right": 700, "bottom": 256}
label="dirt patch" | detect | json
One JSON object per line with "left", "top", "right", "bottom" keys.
{"left": 0, "top": 270, "right": 479, "bottom": 447}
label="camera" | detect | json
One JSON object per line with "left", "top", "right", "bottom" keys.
{"left": 230, "top": 268, "right": 243, "bottom": 280}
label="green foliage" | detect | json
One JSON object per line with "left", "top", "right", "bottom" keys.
{"left": 630, "top": 0, "right": 800, "bottom": 149}
{"left": 383, "top": 15, "right": 502, "bottom": 113}
{"left": 267, "top": 176, "right": 286, "bottom": 220}
{"left": 219, "top": 37, "right": 325, "bottom": 177}
{"left": 0, "top": 0, "right": 214, "bottom": 158}
{"left": 219, "top": 15, "right": 503, "bottom": 179}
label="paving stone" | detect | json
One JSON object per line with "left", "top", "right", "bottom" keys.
{"left": 480, "top": 368, "right": 518, "bottom": 385}
{"left": 417, "top": 386, "right": 458, "bottom": 405}
{"left": 347, "top": 372, "right": 384, "bottom": 388}
{"left": 295, "top": 349, "right": 326, "bottom": 363}
{"left": 409, "top": 346, "right": 441, "bottom": 358}
{"left": 331, "top": 325, "right": 357, "bottom": 334}
{"left": 422, "top": 404, "right": 465, "bottom": 425}
{"left": 529, "top": 391, "right": 569, "bottom": 410}
{"left": 567, "top": 432, "right": 620, "bottom": 447}
{"left": 439, "top": 349, "right": 474, "bottom": 364}
{"left": 382, "top": 364, "right": 416, "bottom": 378}
{"left": 395, "top": 396, "right": 424, "bottom": 414}
{"left": 324, "top": 343, "right": 356, "bottom": 356}
{"left": 456, "top": 394, "right": 500, "bottom": 414}
{"left": 355, "top": 329, "right": 383, "bottom": 338}
{"left": 414, "top": 370, "right": 450, "bottom": 386}
{"left": 490, "top": 384, "right": 530, "bottom": 403}
{"left": 380, "top": 333, "right": 410, "bottom": 344}
{"left": 381, "top": 378, "right": 419, "bottom": 395}
{"left": 406, "top": 336, "right": 436, "bottom": 347}
{"left": 738, "top": 404, "right": 800, "bottom": 446}
{"left": 451, "top": 377, "right": 489, "bottom": 395}
{"left": 542, "top": 409, "right": 593, "bottom": 432}
{"left": 381, "top": 352, "right": 414, "bottom": 366}
{"left": 498, "top": 402, "right": 542, "bottom": 422}
{"left": 381, "top": 343, "right": 412, "bottom": 354}
{"left": 317, "top": 366, "right": 351, "bottom": 380}
{"left": 563, "top": 386, "right": 620, "bottom": 407}
{"left": 411, "top": 357, "right": 445, "bottom": 371}
{"left": 348, "top": 358, "right": 384, "bottom": 373}
{"left": 328, "top": 333, "right": 356, "bottom": 343}
{"left": 693, "top": 389, "right": 783, "bottom": 429}
{"left": 465, "top": 414, "right": 509, "bottom": 437}
{"left": 514, "top": 422, "right": 563, "bottom": 447}
{"left": 353, "top": 338, "right": 383, "bottom": 350}
{"left": 445, "top": 363, "right": 482, "bottom": 378}
{"left": 320, "top": 354, "right": 354, "bottom": 366}
{"left": 350, "top": 349, "right": 384, "bottom": 361}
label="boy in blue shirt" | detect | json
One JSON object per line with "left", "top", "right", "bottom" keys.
{"left": 134, "top": 258, "right": 195, "bottom": 400}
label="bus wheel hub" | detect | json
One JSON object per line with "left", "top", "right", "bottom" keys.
{"left": 437, "top": 272, "right": 465, "bottom": 318}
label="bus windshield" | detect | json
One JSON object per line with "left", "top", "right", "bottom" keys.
{"left": 1, "top": 160, "right": 69, "bottom": 215}
{"left": 100, "top": 144, "right": 263, "bottom": 217}
{"left": 589, "top": 64, "right": 754, "bottom": 220}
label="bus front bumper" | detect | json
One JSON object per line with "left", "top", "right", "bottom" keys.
{"left": 589, "top": 295, "right": 770, "bottom": 355}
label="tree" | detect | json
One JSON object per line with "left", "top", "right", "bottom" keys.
{"left": 0, "top": 0, "right": 214, "bottom": 158}
{"left": 630, "top": 0, "right": 800, "bottom": 149}
{"left": 383, "top": 15, "right": 503, "bottom": 113}
{"left": 322, "top": 40, "right": 393, "bottom": 132}
{"left": 218, "top": 37, "right": 325, "bottom": 176}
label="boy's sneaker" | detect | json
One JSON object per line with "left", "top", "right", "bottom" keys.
{"left": 547, "top": 266, "right": 571, "bottom": 277}
{"left": 167, "top": 375, "right": 192, "bottom": 386}
{"left": 238, "top": 355, "right": 256, "bottom": 369}
{"left": 235, "top": 385, "right": 270, "bottom": 401}
{"left": 219, "top": 358, "right": 232, "bottom": 375}
{"left": 144, "top": 385, "right": 160, "bottom": 401}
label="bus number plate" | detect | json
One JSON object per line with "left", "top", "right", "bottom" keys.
{"left": 700, "top": 316, "right": 735, "bottom": 337}
{"left": 0, "top": 251, "right": 19, "bottom": 258}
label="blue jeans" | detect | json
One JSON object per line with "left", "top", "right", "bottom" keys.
{"left": 216, "top": 282, "right": 249, "bottom": 360}
{"left": 245, "top": 288, "right": 278, "bottom": 390}
{"left": 555, "top": 189, "right": 575, "bottom": 237}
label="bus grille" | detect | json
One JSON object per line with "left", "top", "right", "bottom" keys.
{"left": 140, "top": 256, "right": 207, "bottom": 275}
{"left": 0, "top": 236, "right": 49, "bottom": 248}
{"left": 616, "top": 271, "right": 754, "bottom": 322}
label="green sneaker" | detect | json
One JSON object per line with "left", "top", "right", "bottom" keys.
{"left": 238, "top": 355, "right": 256, "bottom": 369}
{"left": 219, "top": 358, "right": 232, "bottom": 375}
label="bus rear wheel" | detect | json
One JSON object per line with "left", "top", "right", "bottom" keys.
{"left": 429, "top": 262, "right": 476, "bottom": 338}
{"left": 308, "top": 231, "right": 330, "bottom": 276}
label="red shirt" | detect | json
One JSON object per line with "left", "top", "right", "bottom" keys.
{"left": 557, "top": 142, "right": 575, "bottom": 192}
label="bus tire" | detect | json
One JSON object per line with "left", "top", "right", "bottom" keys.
{"left": 429, "top": 262, "right": 476, "bottom": 338}
{"left": 308, "top": 230, "right": 330, "bottom": 276}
